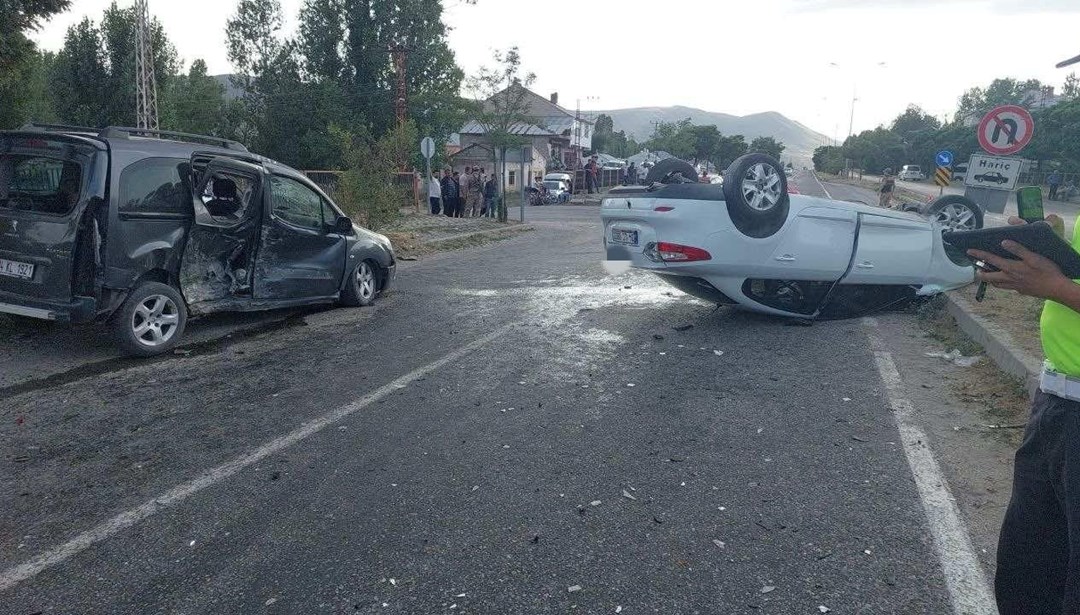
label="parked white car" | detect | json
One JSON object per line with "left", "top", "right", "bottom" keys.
{"left": 898, "top": 164, "right": 925, "bottom": 181}
{"left": 602, "top": 155, "right": 975, "bottom": 319}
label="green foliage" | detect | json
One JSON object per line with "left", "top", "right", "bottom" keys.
{"left": 956, "top": 78, "right": 1042, "bottom": 124}
{"left": 591, "top": 113, "right": 638, "bottom": 158}
{"left": 167, "top": 60, "right": 225, "bottom": 136}
{"left": 1064, "top": 73, "right": 1080, "bottom": 101}
{"left": 813, "top": 145, "right": 844, "bottom": 174}
{"left": 48, "top": 2, "right": 179, "bottom": 128}
{"left": 644, "top": 120, "right": 752, "bottom": 168}
{"left": 749, "top": 136, "right": 785, "bottom": 160}
{"left": 333, "top": 121, "right": 418, "bottom": 230}
{"left": 0, "top": 0, "right": 70, "bottom": 128}
{"left": 467, "top": 46, "right": 536, "bottom": 222}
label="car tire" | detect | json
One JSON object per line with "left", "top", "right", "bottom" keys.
{"left": 644, "top": 158, "right": 698, "bottom": 184}
{"left": 925, "top": 195, "right": 984, "bottom": 232}
{"left": 341, "top": 259, "right": 379, "bottom": 307}
{"left": 112, "top": 281, "right": 187, "bottom": 357}
{"left": 722, "top": 153, "right": 790, "bottom": 238}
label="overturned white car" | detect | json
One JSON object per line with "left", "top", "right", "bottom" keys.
{"left": 602, "top": 155, "right": 976, "bottom": 319}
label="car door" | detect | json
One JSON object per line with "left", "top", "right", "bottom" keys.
{"left": 253, "top": 174, "right": 347, "bottom": 300}
{"left": 178, "top": 157, "right": 264, "bottom": 312}
{"left": 842, "top": 214, "right": 933, "bottom": 285}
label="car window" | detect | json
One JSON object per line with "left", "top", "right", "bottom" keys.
{"left": 0, "top": 151, "right": 84, "bottom": 216}
{"left": 270, "top": 175, "right": 325, "bottom": 231}
{"left": 119, "top": 158, "right": 191, "bottom": 215}
{"left": 199, "top": 171, "right": 255, "bottom": 224}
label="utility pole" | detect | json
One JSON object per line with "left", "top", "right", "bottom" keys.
{"left": 847, "top": 86, "right": 858, "bottom": 140}
{"left": 390, "top": 44, "right": 409, "bottom": 129}
{"left": 134, "top": 0, "right": 159, "bottom": 130}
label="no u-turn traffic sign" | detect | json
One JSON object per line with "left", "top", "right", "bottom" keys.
{"left": 977, "top": 105, "right": 1034, "bottom": 156}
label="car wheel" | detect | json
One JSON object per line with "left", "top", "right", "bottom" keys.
{"left": 341, "top": 259, "right": 378, "bottom": 307}
{"left": 112, "top": 282, "right": 187, "bottom": 357}
{"left": 926, "top": 195, "right": 983, "bottom": 232}
{"left": 924, "top": 196, "right": 984, "bottom": 232}
{"left": 644, "top": 158, "right": 698, "bottom": 184}
{"left": 723, "top": 153, "right": 790, "bottom": 238}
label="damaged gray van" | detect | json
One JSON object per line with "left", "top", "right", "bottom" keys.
{"left": 0, "top": 125, "right": 396, "bottom": 356}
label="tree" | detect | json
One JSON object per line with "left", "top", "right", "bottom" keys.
{"left": 49, "top": 18, "right": 108, "bottom": 127}
{"left": 749, "top": 136, "right": 785, "bottom": 161}
{"left": 0, "top": 0, "right": 70, "bottom": 128}
{"left": 592, "top": 113, "right": 615, "bottom": 154}
{"left": 297, "top": 0, "right": 466, "bottom": 140}
{"left": 168, "top": 60, "right": 226, "bottom": 136}
{"left": 690, "top": 124, "right": 721, "bottom": 165}
{"left": 714, "top": 134, "right": 748, "bottom": 168}
{"left": 466, "top": 47, "right": 535, "bottom": 222}
{"left": 813, "top": 145, "right": 844, "bottom": 175}
{"left": 1063, "top": 73, "right": 1080, "bottom": 101}
{"left": 49, "top": 3, "right": 178, "bottom": 128}
{"left": 956, "top": 78, "right": 1042, "bottom": 123}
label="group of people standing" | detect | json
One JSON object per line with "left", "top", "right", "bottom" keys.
{"left": 428, "top": 167, "right": 498, "bottom": 218}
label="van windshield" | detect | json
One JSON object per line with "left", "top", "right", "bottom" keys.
{"left": 0, "top": 137, "right": 92, "bottom": 216}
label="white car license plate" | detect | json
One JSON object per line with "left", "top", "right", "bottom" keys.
{"left": 611, "top": 229, "right": 639, "bottom": 246}
{"left": 0, "top": 258, "right": 34, "bottom": 280}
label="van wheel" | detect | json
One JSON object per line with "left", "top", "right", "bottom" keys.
{"left": 644, "top": 158, "right": 699, "bottom": 184}
{"left": 113, "top": 282, "right": 187, "bottom": 357}
{"left": 341, "top": 260, "right": 378, "bottom": 307}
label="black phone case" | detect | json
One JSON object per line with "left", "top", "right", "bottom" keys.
{"left": 943, "top": 222, "right": 1080, "bottom": 279}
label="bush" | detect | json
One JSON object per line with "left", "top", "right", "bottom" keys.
{"left": 331, "top": 122, "right": 418, "bottom": 230}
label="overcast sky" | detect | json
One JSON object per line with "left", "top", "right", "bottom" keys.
{"left": 29, "top": 0, "right": 1080, "bottom": 139}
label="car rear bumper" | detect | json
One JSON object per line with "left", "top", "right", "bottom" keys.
{"left": 0, "top": 290, "right": 96, "bottom": 322}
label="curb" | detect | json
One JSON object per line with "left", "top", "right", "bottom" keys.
{"left": 944, "top": 292, "right": 1042, "bottom": 398}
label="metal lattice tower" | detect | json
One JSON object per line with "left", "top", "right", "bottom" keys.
{"left": 134, "top": 0, "right": 159, "bottom": 130}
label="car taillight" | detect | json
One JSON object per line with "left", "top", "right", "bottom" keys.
{"left": 655, "top": 242, "right": 711, "bottom": 262}
{"left": 654, "top": 205, "right": 674, "bottom": 212}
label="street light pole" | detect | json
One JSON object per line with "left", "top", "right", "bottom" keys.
{"left": 848, "top": 86, "right": 858, "bottom": 140}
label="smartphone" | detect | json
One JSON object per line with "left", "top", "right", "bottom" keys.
{"left": 1016, "top": 186, "right": 1045, "bottom": 223}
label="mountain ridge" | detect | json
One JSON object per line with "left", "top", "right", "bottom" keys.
{"left": 594, "top": 106, "right": 828, "bottom": 163}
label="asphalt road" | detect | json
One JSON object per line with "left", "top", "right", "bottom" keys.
{"left": 2, "top": 204, "right": 992, "bottom": 614}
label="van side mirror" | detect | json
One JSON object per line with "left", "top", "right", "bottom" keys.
{"left": 333, "top": 215, "right": 353, "bottom": 234}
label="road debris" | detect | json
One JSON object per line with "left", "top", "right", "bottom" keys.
{"left": 590, "top": 500, "right": 602, "bottom": 507}
{"left": 851, "top": 436, "right": 868, "bottom": 443}
{"left": 188, "top": 540, "right": 196, "bottom": 547}
{"left": 568, "top": 585, "right": 582, "bottom": 593}
{"left": 455, "top": 593, "right": 467, "bottom": 598}
{"left": 712, "top": 539, "right": 726, "bottom": 549}
{"left": 818, "top": 606, "right": 831, "bottom": 613}
{"left": 864, "top": 549, "right": 872, "bottom": 555}
{"left": 760, "top": 585, "right": 775, "bottom": 594}
{"left": 672, "top": 324, "right": 694, "bottom": 332}
{"left": 653, "top": 334, "right": 665, "bottom": 340}
{"left": 713, "top": 350, "right": 724, "bottom": 356}
{"left": 471, "top": 485, "right": 480, "bottom": 492}
{"left": 925, "top": 349, "right": 982, "bottom": 367}
{"left": 389, "top": 578, "right": 397, "bottom": 586}
{"left": 626, "top": 383, "right": 636, "bottom": 387}
{"left": 983, "top": 423, "right": 1027, "bottom": 430}
{"left": 265, "top": 597, "right": 277, "bottom": 606}
{"left": 616, "top": 607, "right": 623, "bottom": 613}
{"left": 842, "top": 397, "right": 851, "bottom": 402}
{"left": 622, "top": 489, "right": 637, "bottom": 501}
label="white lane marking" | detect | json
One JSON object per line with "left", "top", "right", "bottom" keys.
{"left": 0, "top": 325, "right": 514, "bottom": 593}
{"left": 862, "top": 317, "right": 997, "bottom": 615}
{"left": 811, "top": 171, "right": 833, "bottom": 200}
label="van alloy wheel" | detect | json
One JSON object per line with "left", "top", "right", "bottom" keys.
{"left": 131, "top": 294, "right": 180, "bottom": 347}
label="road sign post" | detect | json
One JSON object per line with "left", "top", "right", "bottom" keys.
{"left": 420, "top": 137, "right": 435, "bottom": 214}
{"left": 934, "top": 166, "right": 951, "bottom": 193}
{"left": 977, "top": 105, "right": 1034, "bottom": 156}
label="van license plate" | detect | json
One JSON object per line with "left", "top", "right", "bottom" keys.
{"left": 612, "top": 229, "right": 639, "bottom": 246}
{"left": 0, "top": 259, "right": 34, "bottom": 280}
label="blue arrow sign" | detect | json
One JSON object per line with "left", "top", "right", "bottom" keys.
{"left": 936, "top": 150, "right": 954, "bottom": 167}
